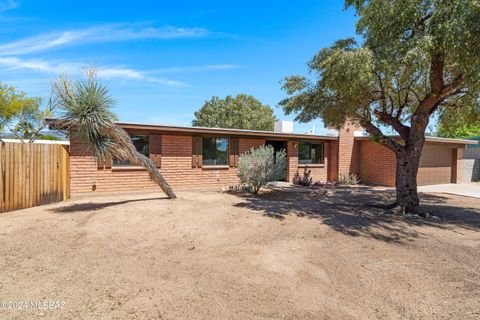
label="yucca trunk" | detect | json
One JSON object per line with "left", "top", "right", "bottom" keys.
{"left": 127, "top": 151, "right": 177, "bottom": 199}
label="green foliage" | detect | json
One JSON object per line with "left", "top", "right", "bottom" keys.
{"left": 237, "top": 145, "right": 286, "bottom": 194}
{"left": 437, "top": 103, "right": 480, "bottom": 138}
{"left": 437, "top": 125, "right": 480, "bottom": 139}
{"left": 280, "top": 0, "right": 480, "bottom": 144}
{"left": 54, "top": 71, "right": 119, "bottom": 160}
{"left": 193, "top": 94, "right": 277, "bottom": 131}
{"left": 36, "top": 134, "right": 63, "bottom": 141}
{"left": 0, "top": 83, "right": 53, "bottom": 141}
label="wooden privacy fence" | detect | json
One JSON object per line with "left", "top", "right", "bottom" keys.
{"left": 0, "top": 142, "right": 69, "bottom": 213}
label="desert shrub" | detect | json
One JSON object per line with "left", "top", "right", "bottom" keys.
{"left": 238, "top": 145, "right": 286, "bottom": 193}
{"left": 338, "top": 173, "right": 361, "bottom": 185}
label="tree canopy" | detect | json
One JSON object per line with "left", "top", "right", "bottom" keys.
{"left": 281, "top": 0, "right": 480, "bottom": 144}
{"left": 437, "top": 104, "right": 480, "bottom": 138}
{"left": 192, "top": 94, "right": 277, "bottom": 131}
{"left": 280, "top": 0, "right": 480, "bottom": 213}
{"left": 0, "top": 82, "right": 55, "bottom": 141}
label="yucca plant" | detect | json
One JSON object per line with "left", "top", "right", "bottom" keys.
{"left": 53, "top": 70, "right": 176, "bottom": 199}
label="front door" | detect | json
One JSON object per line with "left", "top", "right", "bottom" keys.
{"left": 265, "top": 140, "right": 288, "bottom": 181}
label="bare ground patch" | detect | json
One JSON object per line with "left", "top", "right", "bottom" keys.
{"left": 0, "top": 188, "right": 479, "bottom": 319}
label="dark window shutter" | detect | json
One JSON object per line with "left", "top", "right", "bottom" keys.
{"left": 97, "top": 159, "right": 104, "bottom": 170}
{"left": 105, "top": 158, "right": 112, "bottom": 169}
{"left": 97, "top": 158, "right": 112, "bottom": 170}
{"left": 197, "top": 137, "right": 203, "bottom": 168}
{"left": 229, "top": 138, "right": 239, "bottom": 167}
{"left": 192, "top": 136, "right": 198, "bottom": 168}
{"left": 149, "top": 134, "right": 162, "bottom": 168}
{"left": 192, "top": 136, "right": 203, "bottom": 168}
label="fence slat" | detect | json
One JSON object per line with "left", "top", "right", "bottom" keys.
{"left": 0, "top": 142, "right": 70, "bottom": 213}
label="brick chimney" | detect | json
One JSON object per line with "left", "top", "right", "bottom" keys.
{"left": 336, "top": 120, "right": 362, "bottom": 179}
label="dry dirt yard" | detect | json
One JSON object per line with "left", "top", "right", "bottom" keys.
{"left": 1, "top": 188, "right": 479, "bottom": 320}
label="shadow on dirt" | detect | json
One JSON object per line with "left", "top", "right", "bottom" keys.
{"left": 234, "top": 189, "right": 480, "bottom": 243}
{"left": 50, "top": 197, "right": 168, "bottom": 213}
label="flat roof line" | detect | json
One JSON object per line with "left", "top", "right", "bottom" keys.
{"left": 354, "top": 135, "right": 478, "bottom": 145}
{"left": 46, "top": 118, "right": 477, "bottom": 145}
{"left": 115, "top": 121, "right": 339, "bottom": 140}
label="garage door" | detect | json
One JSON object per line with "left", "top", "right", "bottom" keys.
{"left": 417, "top": 145, "right": 453, "bottom": 185}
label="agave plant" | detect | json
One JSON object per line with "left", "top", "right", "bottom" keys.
{"left": 54, "top": 70, "right": 176, "bottom": 199}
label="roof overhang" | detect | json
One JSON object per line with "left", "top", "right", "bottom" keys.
{"left": 354, "top": 135, "right": 478, "bottom": 145}
{"left": 46, "top": 118, "right": 476, "bottom": 146}
{"left": 45, "top": 119, "right": 338, "bottom": 141}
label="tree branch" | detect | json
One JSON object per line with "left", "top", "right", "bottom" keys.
{"left": 416, "top": 54, "right": 466, "bottom": 117}
{"left": 430, "top": 53, "right": 445, "bottom": 95}
{"left": 361, "top": 120, "right": 404, "bottom": 154}
{"left": 373, "top": 109, "right": 410, "bottom": 140}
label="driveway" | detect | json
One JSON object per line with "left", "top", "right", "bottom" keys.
{"left": 419, "top": 183, "right": 480, "bottom": 198}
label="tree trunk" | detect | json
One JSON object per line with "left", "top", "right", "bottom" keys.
{"left": 394, "top": 148, "right": 422, "bottom": 213}
{"left": 112, "top": 125, "right": 177, "bottom": 199}
{"left": 129, "top": 151, "right": 177, "bottom": 199}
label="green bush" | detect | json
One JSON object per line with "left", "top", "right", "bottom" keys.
{"left": 238, "top": 145, "right": 286, "bottom": 193}
{"left": 37, "top": 134, "right": 63, "bottom": 141}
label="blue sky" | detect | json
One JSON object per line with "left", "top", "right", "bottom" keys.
{"left": 0, "top": 0, "right": 358, "bottom": 134}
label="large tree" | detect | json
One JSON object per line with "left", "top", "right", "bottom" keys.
{"left": 281, "top": 0, "right": 480, "bottom": 214}
{"left": 192, "top": 94, "right": 277, "bottom": 131}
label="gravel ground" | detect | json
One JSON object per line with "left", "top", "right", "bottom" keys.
{"left": 0, "top": 188, "right": 479, "bottom": 319}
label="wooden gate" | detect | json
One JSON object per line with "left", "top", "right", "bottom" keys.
{"left": 0, "top": 142, "right": 70, "bottom": 213}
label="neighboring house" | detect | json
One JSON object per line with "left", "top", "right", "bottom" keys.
{"left": 48, "top": 120, "right": 477, "bottom": 194}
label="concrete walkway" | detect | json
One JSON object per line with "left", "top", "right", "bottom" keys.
{"left": 419, "top": 183, "right": 480, "bottom": 198}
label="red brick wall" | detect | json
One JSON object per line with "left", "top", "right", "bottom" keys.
{"left": 69, "top": 140, "right": 160, "bottom": 193}
{"left": 69, "top": 135, "right": 266, "bottom": 194}
{"left": 70, "top": 127, "right": 467, "bottom": 193}
{"left": 350, "top": 141, "right": 362, "bottom": 177}
{"left": 358, "top": 140, "right": 396, "bottom": 186}
{"left": 453, "top": 148, "right": 464, "bottom": 183}
{"left": 337, "top": 121, "right": 359, "bottom": 179}
{"left": 239, "top": 138, "right": 265, "bottom": 154}
{"left": 286, "top": 141, "right": 298, "bottom": 183}
{"left": 357, "top": 140, "right": 464, "bottom": 186}
{"left": 328, "top": 140, "right": 338, "bottom": 181}
{"left": 288, "top": 141, "right": 330, "bottom": 183}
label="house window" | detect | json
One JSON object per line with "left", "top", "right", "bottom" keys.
{"left": 203, "top": 137, "right": 228, "bottom": 166}
{"left": 112, "top": 135, "right": 149, "bottom": 166}
{"left": 298, "top": 142, "right": 324, "bottom": 165}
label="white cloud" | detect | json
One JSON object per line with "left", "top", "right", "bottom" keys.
{"left": 0, "top": 57, "right": 187, "bottom": 87}
{"left": 0, "top": 0, "right": 17, "bottom": 12}
{"left": 0, "top": 24, "right": 210, "bottom": 56}
{"left": 149, "top": 64, "right": 242, "bottom": 74}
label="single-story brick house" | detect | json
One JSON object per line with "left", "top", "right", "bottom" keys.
{"left": 52, "top": 120, "right": 477, "bottom": 194}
